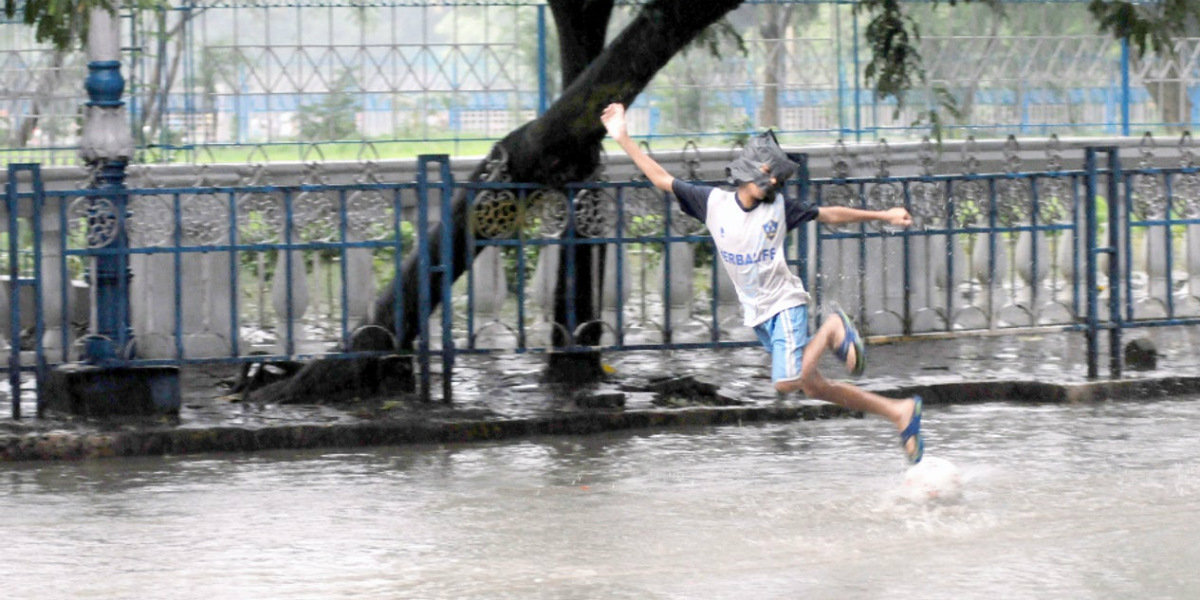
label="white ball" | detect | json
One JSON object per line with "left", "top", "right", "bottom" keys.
{"left": 903, "top": 456, "right": 963, "bottom": 503}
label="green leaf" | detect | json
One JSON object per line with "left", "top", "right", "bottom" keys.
{"left": 11, "top": 0, "right": 155, "bottom": 50}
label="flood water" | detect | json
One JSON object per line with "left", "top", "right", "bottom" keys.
{"left": 4, "top": 399, "right": 1199, "bottom": 599}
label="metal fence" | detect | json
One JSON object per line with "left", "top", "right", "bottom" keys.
{"left": 6, "top": 0, "right": 1200, "bottom": 164}
{"left": 8, "top": 142, "right": 1200, "bottom": 416}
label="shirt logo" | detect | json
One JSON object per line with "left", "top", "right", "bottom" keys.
{"left": 762, "top": 219, "right": 779, "bottom": 241}
{"left": 720, "top": 226, "right": 726, "bottom": 237}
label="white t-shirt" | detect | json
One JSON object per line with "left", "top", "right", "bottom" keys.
{"left": 672, "top": 179, "right": 820, "bottom": 327}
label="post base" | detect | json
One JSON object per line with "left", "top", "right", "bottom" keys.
{"left": 544, "top": 350, "right": 605, "bottom": 384}
{"left": 45, "top": 364, "right": 181, "bottom": 417}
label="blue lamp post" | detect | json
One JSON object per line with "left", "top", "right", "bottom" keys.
{"left": 46, "top": 4, "right": 180, "bottom": 417}
{"left": 79, "top": 6, "right": 135, "bottom": 363}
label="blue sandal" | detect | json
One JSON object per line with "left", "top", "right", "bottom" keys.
{"left": 901, "top": 395, "right": 925, "bottom": 464}
{"left": 833, "top": 309, "right": 865, "bottom": 377}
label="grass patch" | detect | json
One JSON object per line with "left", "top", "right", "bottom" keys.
{"left": 160, "top": 138, "right": 502, "bottom": 164}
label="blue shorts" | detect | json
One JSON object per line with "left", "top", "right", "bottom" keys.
{"left": 753, "top": 305, "right": 811, "bottom": 383}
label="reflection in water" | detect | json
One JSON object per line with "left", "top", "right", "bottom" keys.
{"left": 3, "top": 399, "right": 1200, "bottom": 599}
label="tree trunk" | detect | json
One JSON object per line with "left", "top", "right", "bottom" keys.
{"left": 549, "top": 0, "right": 613, "bottom": 84}
{"left": 1142, "top": 17, "right": 1199, "bottom": 134}
{"left": 1140, "top": 58, "right": 1193, "bottom": 133}
{"left": 758, "top": 4, "right": 795, "bottom": 129}
{"left": 251, "top": 0, "right": 746, "bottom": 404}
{"left": 143, "top": 29, "right": 186, "bottom": 145}
{"left": 545, "top": 0, "right": 615, "bottom": 381}
{"left": 139, "top": 7, "right": 201, "bottom": 146}
{"left": 13, "top": 49, "right": 66, "bottom": 147}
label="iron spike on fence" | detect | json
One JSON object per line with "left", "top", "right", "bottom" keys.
{"left": 909, "top": 137, "right": 945, "bottom": 231}
{"left": 997, "top": 135, "right": 1030, "bottom": 229}
{"left": 1132, "top": 132, "right": 1165, "bottom": 221}
{"left": 867, "top": 139, "right": 900, "bottom": 233}
{"left": 1039, "top": 134, "right": 1068, "bottom": 224}
{"left": 1046, "top": 133, "right": 1064, "bottom": 173}
{"left": 1180, "top": 131, "right": 1196, "bottom": 169}
{"left": 954, "top": 136, "right": 984, "bottom": 229}
{"left": 1176, "top": 132, "right": 1200, "bottom": 220}
{"left": 820, "top": 139, "right": 857, "bottom": 233}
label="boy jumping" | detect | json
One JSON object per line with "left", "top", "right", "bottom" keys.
{"left": 601, "top": 103, "right": 924, "bottom": 463}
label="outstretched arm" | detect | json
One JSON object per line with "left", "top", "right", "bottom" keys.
{"left": 817, "top": 206, "right": 913, "bottom": 227}
{"left": 601, "top": 103, "right": 675, "bottom": 193}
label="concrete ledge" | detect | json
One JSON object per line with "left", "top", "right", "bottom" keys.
{"left": 891, "top": 378, "right": 1200, "bottom": 405}
{"left": 5, "top": 377, "right": 1199, "bottom": 462}
{"left": 1, "top": 404, "right": 854, "bottom": 462}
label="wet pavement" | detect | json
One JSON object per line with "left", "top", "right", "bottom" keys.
{"left": 8, "top": 400, "right": 1200, "bottom": 599}
{"left": 3, "top": 325, "right": 1200, "bottom": 461}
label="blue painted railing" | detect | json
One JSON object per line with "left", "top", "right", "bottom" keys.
{"left": 6, "top": 149, "right": 1200, "bottom": 416}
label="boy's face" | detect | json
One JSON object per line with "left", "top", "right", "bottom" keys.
{"left": 744, "top": 165, "right": 783, "bottom": 202}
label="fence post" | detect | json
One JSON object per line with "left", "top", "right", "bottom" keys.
{"left": 13, "top": 164, "right": 48, "bottom": 417}
{"left": 414, "top": 154, "right": 455, "bottom": 402}
{"left": 790, "top": 152, "right": 811, "bottom": 292}
{"left": 832, "top": 6, "right": 852, "bottom": 138}
{"left": 537, "top": 4, "right": 549, "bottom": 117}
{"left": 1107, "top": 149, "right": 1123, "bottom": 378}
{"left": 5, "top": 165, "right": 23, "bottom": 418}
{"left": 436, "top": 157, "right": 455, "bottom": 403}
{"left": 1085, "top": 148, "right": 1101, "bottom": 378}
{"left": 1084, "top": 146, "right": 1123, "bottom": 379}
{"left": 852, "top": 9, "right": 862, "bottom": 142}
{"left": 416, "top": 157, "right": 434, "bottom": 401}
{"left": 1120, "top": 39, "right": 1131, "bottom": 138}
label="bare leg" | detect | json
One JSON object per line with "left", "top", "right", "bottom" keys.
{"left": 775, "top": 313, "right": 918, "bottom": 455}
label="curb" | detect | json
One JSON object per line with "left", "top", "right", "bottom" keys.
{"left": 891, "top": 377, "right": 1200, "bottom": 405}
{"left": 3, "top": 377, "right": 1199, "bottom": 462}
{"left": 0, "top": 403, "right": 853, "bottom": 462}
